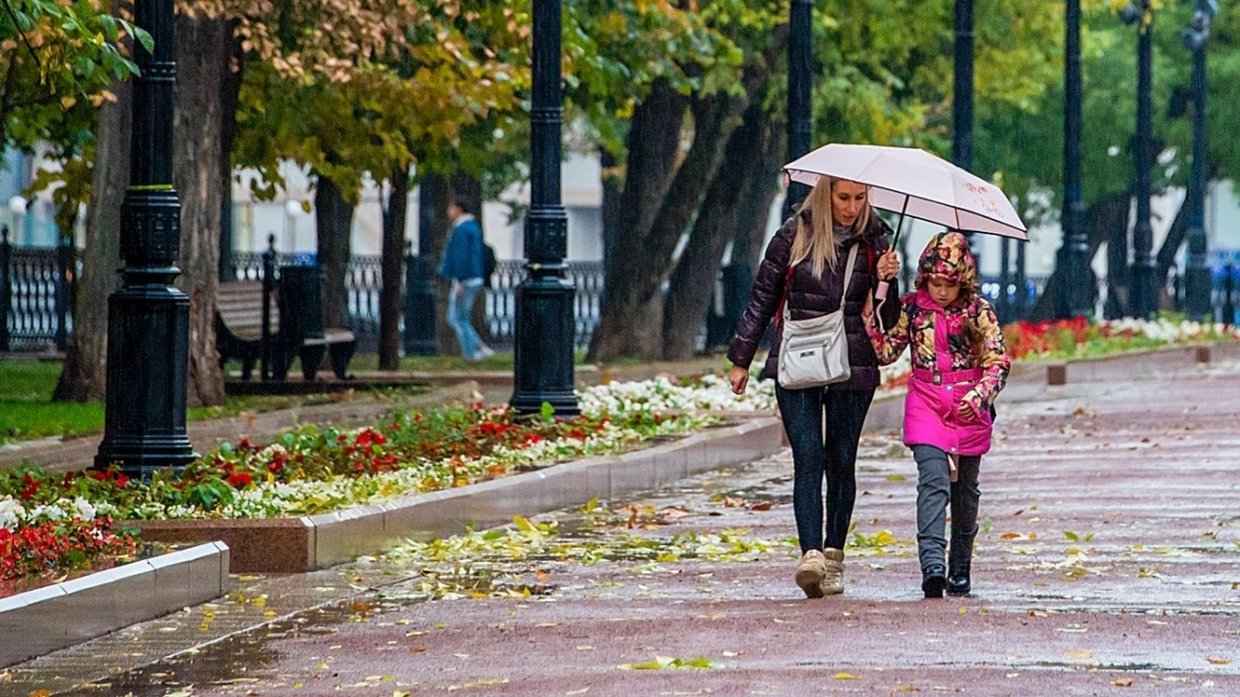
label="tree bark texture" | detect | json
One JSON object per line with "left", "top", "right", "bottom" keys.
{"left": 217, "top": 18, "right": 243, "bottom": 283}
{"left": 589, "top": 85, "right": 745, "bottom": 361}
{"left": 662, "top": 96, "right": 783, "bottom": 360}
{"left": 600, "top": 148, "right": 622, "bottom": 265}
{"left": 314, "top": 176, "right": 355, "bottom": 330}
{"left": 53, "top": 83, "right": 130, "bottom": 402}
{"left": 174, "top": 12, "right": 230, "bottom": 407}
{"left": 1028, "top": 191, "right": 1130, "bottom": 321}
{"left": 379, "top": 166, "right": 409, "bottom": 370}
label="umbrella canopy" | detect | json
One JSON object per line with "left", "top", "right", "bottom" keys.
{"left": 784, "top": 143, "right": 1028, "bottom": 241}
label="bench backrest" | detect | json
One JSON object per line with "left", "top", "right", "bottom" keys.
{"left": 217, "top": 281, "right": 278, "bottom": 341}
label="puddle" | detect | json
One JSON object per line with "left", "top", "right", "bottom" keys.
{"left": 83, "top": 590, "right": 434, "bottom": 695}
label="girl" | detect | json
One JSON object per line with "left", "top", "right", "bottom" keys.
{"left": 864, "top": 231, "right": 1010, "bottom": 598}
{"left": 728, "top": 175, "right": 900, "bottom": 598}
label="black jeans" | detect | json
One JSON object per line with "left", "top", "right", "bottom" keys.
{"left": 776, "top": 384, "right": 876, "bottom": 553}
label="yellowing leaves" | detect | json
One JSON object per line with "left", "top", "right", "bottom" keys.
{"left": 618, "top": 655, "right": 715, "bottom": 670}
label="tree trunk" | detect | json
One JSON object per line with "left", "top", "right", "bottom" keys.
{"left": 53, "top": 83, "right": 130, "bottom": 402}
{"left": 600, "top": 148, "right": 622, "bottom": 264}
{"left": 217, "top": 18, "right": 243, "bottom": 283}
{"left": 174, "top": 12, "right": 230, "bottom": 407}
{"left": 418, "top": 175, "right": 454, "bottom": 355}
{"left": 1028, "top": 191, "right": 1130, "bottom": 321}
{"left": 663, "top": 97, "right": 782, "bottom": 359}
{"left": 315, "top": 176, "right": 354, "bottom": 329}
{"left": 590, "top": 85, "right": 747, "bottom": 361}
{"left": 379, "top": 165, "right": 409, "bottom": 369}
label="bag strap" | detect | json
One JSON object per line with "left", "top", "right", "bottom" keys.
{"left": 780, "top": 244, "right": 859, "bottom": 324}
{"left": 836, "top": 244, "right": 859, "bottom": 312}
{"left": 775, "top": 266, "right": 794, "bottom": 327}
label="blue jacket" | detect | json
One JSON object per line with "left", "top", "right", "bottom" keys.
{"left": 440, "top": 215, "right": 484, "bottom": 281}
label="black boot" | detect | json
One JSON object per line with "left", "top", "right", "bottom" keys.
{"left": 921, "top": 564, "right": 947, "bottom": 599}
{"left": 947, "top": 533, "right": 975, "bottom": 597}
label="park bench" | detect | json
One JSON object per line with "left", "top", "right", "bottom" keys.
{"left": 215, "top": 280, "right": 356, "bottom": 381}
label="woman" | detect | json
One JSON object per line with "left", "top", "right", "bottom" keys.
{"left": 727, "top": 175, "right": 900, "bottom": 598}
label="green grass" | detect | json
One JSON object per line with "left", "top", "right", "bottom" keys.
{"left": 0, "top": 361, "right": 102, "bottom": 442}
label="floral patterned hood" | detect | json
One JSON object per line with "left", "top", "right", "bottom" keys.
{"left": 916, "top": 231, "right": 977, "bottom": 293}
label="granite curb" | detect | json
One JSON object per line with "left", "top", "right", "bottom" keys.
{"left": 0, "top": 542, "right": 229, "bottom": 669}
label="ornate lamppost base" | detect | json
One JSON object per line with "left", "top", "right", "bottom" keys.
{"left": 510, "top": 273, "right": 578, "bottom": 416}
{"left": 95, "top": 283, "right": 198, "bottom": 477}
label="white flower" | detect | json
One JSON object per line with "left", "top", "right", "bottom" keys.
{"left": 0, "top": 497, "right": 25, "bottom": 531}
{"left": 71, "top": 497, "right": 97, "bottom": 522}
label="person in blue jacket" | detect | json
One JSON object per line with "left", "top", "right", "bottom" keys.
{"left": 440, "top": 200, "right": 494, "bottom": 360}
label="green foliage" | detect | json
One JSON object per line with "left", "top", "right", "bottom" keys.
{"left": 0, "top": 0, "right": 148, "bottom": 154}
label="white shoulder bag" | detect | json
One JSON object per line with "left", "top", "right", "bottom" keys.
{"left": 777, "top": 244, "right": 858, "bottom": 389}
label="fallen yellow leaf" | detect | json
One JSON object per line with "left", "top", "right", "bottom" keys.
{"left": 1206, "top": 657, "right": 1231, "bottom": 665}
{"left": 833, "top": 672, "right": 861, "bottom": 680}
{"left": 1112, "top": 678, "right": 1134, "bottom": 687}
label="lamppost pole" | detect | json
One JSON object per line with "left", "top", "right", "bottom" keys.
{"left": 1183, "top": 0, "right": 1218, "bottom": 321}
{"left": 1126, "top": 1, "right": 1156, "bottom": 319}
{"left": 95, "top": 0, "right": 197, "bottom": 476}
{"left": 953, "top": 0, "right": 981, "bottom": 269}
{"left": 510, "top": 0, "right": 578, "bottom": 416}
{"left": 782, "top": 0, "right": 813, "bottom": 219}
{"left": 952, "top": 0, "right": 974, "bottom": 172}
{"left": 1059, "top": 0, "right": 1095, "bottom": 318}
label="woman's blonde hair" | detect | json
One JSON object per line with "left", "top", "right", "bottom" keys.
{"left": 789, "top": 176, "right": 870, "bottom": 279}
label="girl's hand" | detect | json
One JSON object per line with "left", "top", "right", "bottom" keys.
{"left": 728, "top": 365, "right": 750, "bottom": 395}
{"left": 878, "top": 250, "right": 900, "bottom": 281}
{"left": 956, "top": 401, "right": 976, "bottom": 419}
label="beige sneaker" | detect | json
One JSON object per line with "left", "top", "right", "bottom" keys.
{"left": 795, "top": 550, "right": 828, "bottom": 598}
{"left": 821, "top": 548, "right": 845, "bottom": 595}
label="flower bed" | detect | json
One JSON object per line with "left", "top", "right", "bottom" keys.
{"left": 0, "top": 403, "right": 730, "bottom": 583}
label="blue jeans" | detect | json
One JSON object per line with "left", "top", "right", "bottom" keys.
{"left": 446, "top": 280, "right": 485, "bottom": 358}
{"left": 776, "top": 385, "right": 875, "bottom": 553}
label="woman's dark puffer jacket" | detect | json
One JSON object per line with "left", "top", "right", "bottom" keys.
{"left": 727, "top": 208, "right": 900, "bottom": 391}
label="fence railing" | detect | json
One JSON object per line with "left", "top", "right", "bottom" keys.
{"left": 19, "top": 234, "right": 1240, "bottom": 356}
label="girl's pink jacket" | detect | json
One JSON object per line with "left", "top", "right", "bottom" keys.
{"left": 866, "top": 288, "right": 1010, "bottom": 456}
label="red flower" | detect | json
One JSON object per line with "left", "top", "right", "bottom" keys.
{"left": 226, "top": 472, "right": 254, "bottom": 489}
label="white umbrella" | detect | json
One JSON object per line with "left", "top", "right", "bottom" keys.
{"left": 784, "top": 143, "right": 1028, "bottom": 241}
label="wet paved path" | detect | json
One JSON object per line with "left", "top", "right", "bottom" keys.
{"left": 4, "top": 358, "right": 1239, "bottom": 696}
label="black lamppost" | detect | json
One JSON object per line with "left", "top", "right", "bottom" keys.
{"left": 95, "top": 0, "right": 197, "bottom": 476}
{"left": 953, "top": 0, "right": 981, "bottom": 269}
{"left": 510, "top": 0, "right": 578, "bottom": 416}
{"left": 1058, "top": 0, "right": 1095, "bottom": 319}
{"left": 1183, "top": 0, "right": 1218, "bottom": 321}
{"left": 952, "top": 0, "right": 974, "bottom": 172}
{"left": 404, "top": 178, "right": 438, "bottom": 356}
{"left": 1123, "top": 0, "right": 1156, "bottom": 319}
{"left": 782, "top": 0, "right": 812, "bottom": 219}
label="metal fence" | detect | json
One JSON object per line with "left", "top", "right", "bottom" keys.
{"left": 11, "top": 236, "right": 1240, "bottom": 356}
{"left": 484, "top": 260, "right": 605, "bottom": 350}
